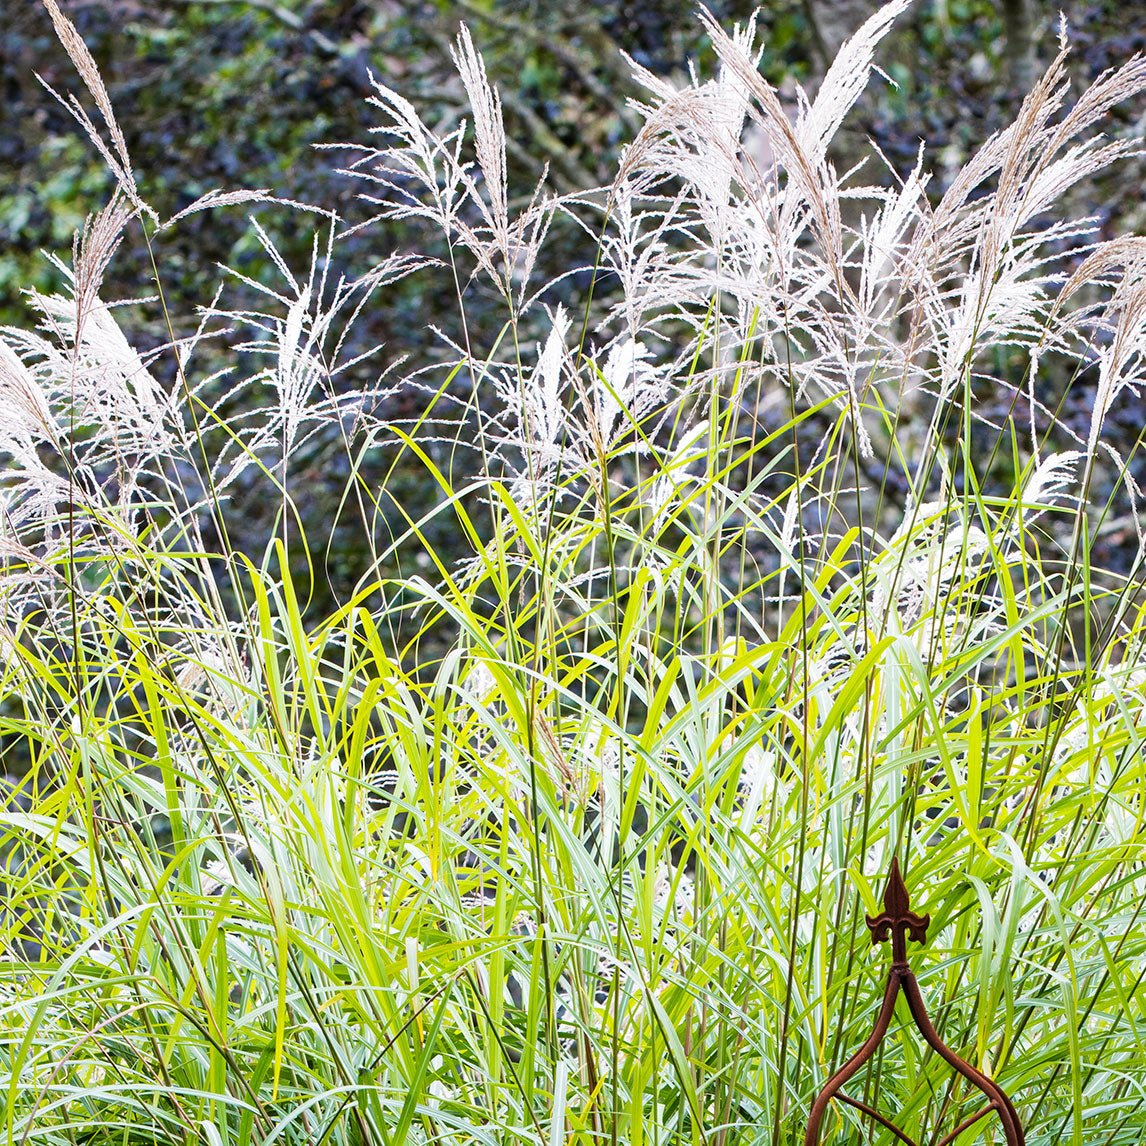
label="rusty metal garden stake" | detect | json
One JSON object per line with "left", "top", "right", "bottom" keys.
{"left": 803, "top": 858, "right": 1024, "bottom": 1146}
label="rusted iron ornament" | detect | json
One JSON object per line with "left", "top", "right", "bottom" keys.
{"left": 804, "top": 859, "right": 1024, "bottom": 1146}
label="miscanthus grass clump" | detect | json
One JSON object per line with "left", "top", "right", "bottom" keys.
{"left": 2, "top": 2, "right": 1146, "bottom": 1144}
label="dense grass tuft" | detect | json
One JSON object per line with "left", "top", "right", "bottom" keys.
{"left": 2, "top": 4, "right": 1146, "bottom": 1145}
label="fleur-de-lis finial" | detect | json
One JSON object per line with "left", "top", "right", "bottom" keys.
{"left": 803, "top": 859, "right": 1025, "bottom": 1146}
{"left": 864, "top": 856, "right": 930, "bottom": 965}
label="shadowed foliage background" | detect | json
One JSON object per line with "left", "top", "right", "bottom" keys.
{"left": 4, "top": 0, "right": 1145, "bottom": 618}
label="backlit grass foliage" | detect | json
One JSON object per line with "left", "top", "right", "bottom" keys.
{"left": 1, "top": 3, "right": 1146, "bottom": 1144}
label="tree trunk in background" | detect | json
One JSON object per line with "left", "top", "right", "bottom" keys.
{"left": 1002, "top": 0, "right": 1036, "bottom": 91}
{"left": 804, "top": 0, "right": 878, "bottom": 65}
